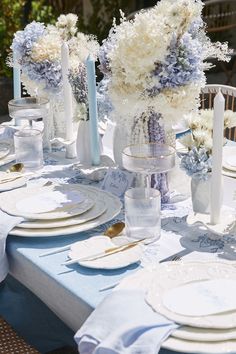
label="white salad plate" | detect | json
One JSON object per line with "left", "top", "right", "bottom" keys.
{"left": 18, "top": 185, "right": 107, "bottom": 228}
{"left": 0, "top": 184, "right": 94, "bottom": 220}
{"left": 9, "top": 185, "right": 122, "bottom": 237}
{"left": 0, "top": 172, "right": 27, "bottom": 192}
{"left": 68, "top": 236, "right": 142, "bottom": 270}
{"left": 146, "top": 261, "right": 236, "bottom": 329}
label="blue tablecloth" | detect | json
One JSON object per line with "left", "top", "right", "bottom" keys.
{"left": 1, "top": 151, "right": 236, "bottom": 354}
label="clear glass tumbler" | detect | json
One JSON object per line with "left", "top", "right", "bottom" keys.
{"left": 14, "top": 129, "right": 43, "bottom": 171}
{"left": 125, "top": 187, "right": 161, "bottom": 242}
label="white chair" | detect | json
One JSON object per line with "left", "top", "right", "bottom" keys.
{"left": 201, "top": 84, "right": 236, "bottom": 140}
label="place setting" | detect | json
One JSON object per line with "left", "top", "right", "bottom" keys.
{"left": 0, "top": 182, "right": 122, "bottom": 237}
{"left": 112, "top": 259, "right": 236, "bottom": 353}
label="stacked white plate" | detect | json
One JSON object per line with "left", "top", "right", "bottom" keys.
{"left": 118, "top": 261, "right": 236, "bottom": 354}
{"left": 0, "top": 183, "right": 122, "bottom": 237}
{"left": 222, "top": 146, "right": 236, "bottom": 178}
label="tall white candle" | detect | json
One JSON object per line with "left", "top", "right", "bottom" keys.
{"left": 210, "top": 89, "right": 225, "bottom": 224}
{"left": 61, "top": 42, "right": 76, "bottom": 158}
{"left": 13, "top": 50, "right": 21, "bottom": 99}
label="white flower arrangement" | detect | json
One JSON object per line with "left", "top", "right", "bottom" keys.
{"left": 179, "top": 109, "right": 236, "bottom": 179}
{"left": 99, "top": 0, "right": 230, "bottom": 143}
{"left": 11, "top": 14, "right": 99, "bottom": 105}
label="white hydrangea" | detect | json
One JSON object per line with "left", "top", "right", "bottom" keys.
{"left": 31, "top": 33, "right": 62, "bottom": 62}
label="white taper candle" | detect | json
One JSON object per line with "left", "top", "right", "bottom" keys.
{"left": 61, "top": 42, "right": 76, "bottom": 158}
{"left": 210, "top": 89, "right": 225, "bottom": 224}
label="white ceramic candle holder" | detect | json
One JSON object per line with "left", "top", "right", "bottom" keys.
{"left": 186, "top": 205, "right": 236, "bottom": 236}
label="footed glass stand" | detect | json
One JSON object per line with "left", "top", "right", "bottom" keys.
{"left": 122, "top": 143, "right": 175, "bottom": 189}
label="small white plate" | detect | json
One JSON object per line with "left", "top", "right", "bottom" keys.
{"left": 68, "top": 236, "right": 142, "bottom": 269}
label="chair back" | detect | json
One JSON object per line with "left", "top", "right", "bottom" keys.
{"left": 201, "top": 84, "right": 236, "bottom": 140}
{"left": 203, "top": 0, "right": 236, "bottom": 33}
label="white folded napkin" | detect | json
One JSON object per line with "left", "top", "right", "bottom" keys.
{"left": 74, "top": 290, "right": 178, "bottom": 354}
{"left": 0, "top": 210, "right": 23, "bottom": 282}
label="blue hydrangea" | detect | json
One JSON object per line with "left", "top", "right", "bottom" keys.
{"left": 180, "top": 147, "right": 212, "bottom": 180}
{"left": 11, "top": 21, "right": 45, "bottom": 61}
{"left": 97, "top": 77, "right": 113, "bottom": 120}
{"left": 149, "top": 32, "right": 204, "bottom": 96}
{"left": 68, "top": 64, "right": 88, "bottom": 104}
{"left": 24, "top": 60, "right": 62, "bottom": 92}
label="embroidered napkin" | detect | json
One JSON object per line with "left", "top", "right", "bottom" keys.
{"left": 0, "top": 210, "right": 23, "bottom": 282}
{"left": 74, "top": 290, "right": 178, "bottom": 354}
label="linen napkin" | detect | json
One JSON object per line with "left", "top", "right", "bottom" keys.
{"left": 74, "top": 290, "right": 179, "bottom": 354}
{"left": 0, "top": 210, "right": 23, "bottom": 282}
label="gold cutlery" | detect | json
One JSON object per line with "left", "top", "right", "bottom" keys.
{"left": 39, "top": 222, "right": 126, "bottom": 257}
{"left": 7, "top": 162, "right": 24, "bottom": 173}
{"left": 61, "top": 238, "right": 145, "bottom": 266}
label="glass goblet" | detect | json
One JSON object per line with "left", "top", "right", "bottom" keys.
{"left": 122, "top": 143, "right": 176, "bottom": 188}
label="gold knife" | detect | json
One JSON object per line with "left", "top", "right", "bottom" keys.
{"left": 61, "top": 238, "right": 145, "bottom": 266}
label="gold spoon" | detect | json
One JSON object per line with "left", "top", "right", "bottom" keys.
{"left": 7, "top": 162, "right": 24, "bottom": 173}
{"left": 39, "top": 222, "right": 126, "bottom": 257}
{"left": 103, "top": 221, "right": 125, "bottom": 238}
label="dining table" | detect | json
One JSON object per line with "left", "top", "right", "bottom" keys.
{"left": 1, "top": 141, "right": 236, "bottom": 354}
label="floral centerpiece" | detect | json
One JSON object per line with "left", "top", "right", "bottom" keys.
{"left": 180, "top": 109, "right": 236, "bottom": 180}
{"left": 99, "top": 0, "right": 229, "bottom": 202}
{"left": 9, "top": 14, "right": 99, "bottom": 137}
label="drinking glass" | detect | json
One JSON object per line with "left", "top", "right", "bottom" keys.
{"left": 8, "top": 97, "right": 49, "bottom": 127}
{"left": 125, "top": 187, "right": 161, "bottom": 242}
{"left": 122, "top": 143, "right": 175, "bottom": 188}
{"left": 14, "top": 129, "right": 43, "bottom": 171}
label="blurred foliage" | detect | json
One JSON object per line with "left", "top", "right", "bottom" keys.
{"left": 0, "top": 0, "right": 26, "bottom": 77}
{"left": 0, "top": 0, "right": 137, "bottom": 78}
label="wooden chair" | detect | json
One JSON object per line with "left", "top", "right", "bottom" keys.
{"left": 202, "top": 0, "right": 236, "bottom": 85}
{"left": 200, "top": 84, "right": 236, "bottom": 141}
{"left": 0, "top": 316, "right": 40, "bottom": 354}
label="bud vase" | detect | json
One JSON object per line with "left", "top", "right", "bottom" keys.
{"left": 76, "top": 120, "right": 92, "bottom": 165}
{"left": 191, "top": 176, "right": 211, "bottom": 214}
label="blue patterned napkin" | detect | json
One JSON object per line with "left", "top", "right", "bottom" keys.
{"left": 74, "top": 290, "right": 178, "bottom": 354}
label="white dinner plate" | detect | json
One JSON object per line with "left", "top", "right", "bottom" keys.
{"left": 0, "top": 172, "right": 27, "bottom": 192}
{"left": 146, "top": 261, "right": 236, "bottom": 329}
{"left": 223, "top": 146, "right": 236, "bottom": 172}
{"left": 162, "top": 335, "right": 236, "bottom": 354}
{"left": 172, "top": 325, "right": 236, "bottom": 342}
{"left": 9, "top": 186, "right": 122, "bottom": 237}
{"left": 18, "top": 186, "right": 107, "bottom": 228}
{"left": 0, "top": 184, "right": 94, "bottom": 220}
{"left": 68, "top": 236, "right": 142, "bottom": 269}
{"left": 222, "top": 166, "right": 236, "bottom": 178}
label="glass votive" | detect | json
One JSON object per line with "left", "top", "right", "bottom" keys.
{"left": 14, "top": 129, "right": 43, "bottom": 171}
{"left": 125, "top": 187, "right": 161, "bottom": 242}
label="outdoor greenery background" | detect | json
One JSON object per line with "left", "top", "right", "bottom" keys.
{"left": 0, "top": 0, "right": 156, "bottom": 78}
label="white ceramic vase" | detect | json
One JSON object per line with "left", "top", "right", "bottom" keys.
{"left": 76, "top": 120, "right": 92, "bottom": 165}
